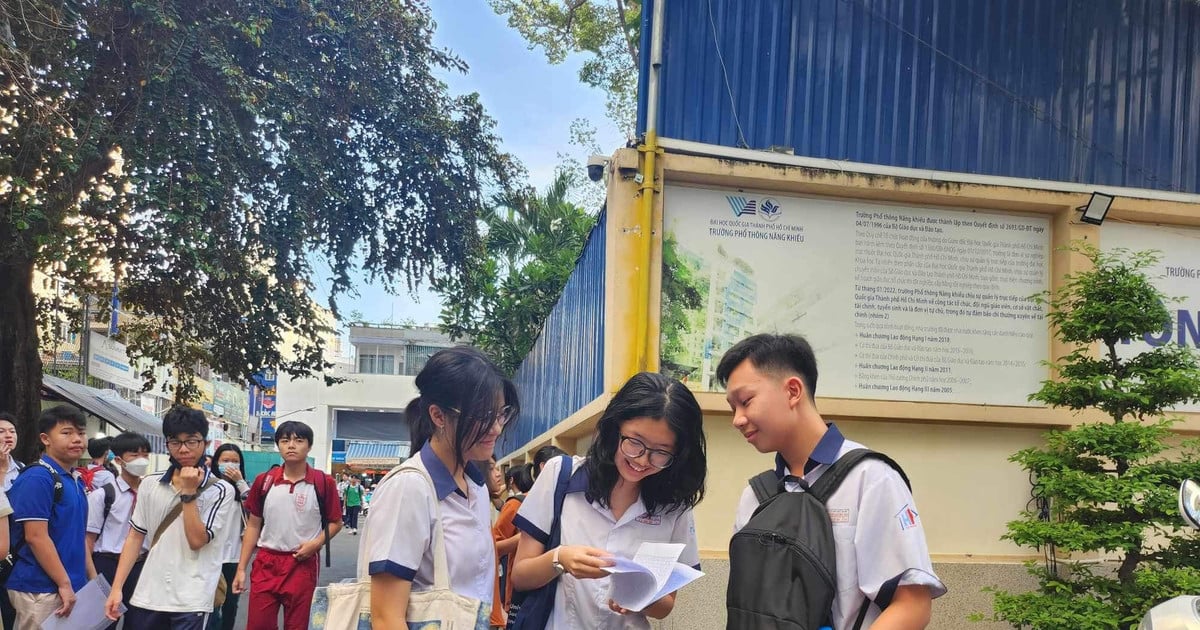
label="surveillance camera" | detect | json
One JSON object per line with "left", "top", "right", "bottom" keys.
{"left": 586, "top": 154, "right": 608, "bottom": 183}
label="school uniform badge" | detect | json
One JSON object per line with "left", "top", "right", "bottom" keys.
{"left": 635, "top": 512, "right": 661, "bottom": 526}
{"left": 896, "top": 504, "right": 919, "bottom": 530}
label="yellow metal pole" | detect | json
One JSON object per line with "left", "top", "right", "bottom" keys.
{"left": 632, "top": 130, "right": 659, "bottom": 377}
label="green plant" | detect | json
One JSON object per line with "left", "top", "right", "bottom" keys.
{"left": 980, "top": 243, "right": 1200, "bottom": 629}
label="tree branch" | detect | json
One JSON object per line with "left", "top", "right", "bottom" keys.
{"left": 615, "top": 0, "right": 639, "bottom": 66}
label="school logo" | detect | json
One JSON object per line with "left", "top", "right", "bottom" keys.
{"left": 896, "top": 504, "right": 919, "bottom": 531}
{"left": 295, "top": 492, "right": 308, "bottom": 511}
{"left": 635, "top": 512, "right": 662, "bottom": 526}
{"left": 759, "top": 198, "right": 782, "bottom": 222}
{"left": 829, "top": 508, "right": 850, "bottom": 524}
{"left": 727, "top": 195, "right": 758, "bottom": 217}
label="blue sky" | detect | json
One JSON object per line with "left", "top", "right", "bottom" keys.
{"left": 312, "top": 1, "right": 623, "bottom": 327}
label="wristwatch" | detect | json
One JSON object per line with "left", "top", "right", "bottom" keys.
{"left": 551, "top": 547, "right": 566, "bottom": 577}
{"left": 178, "top": 493, "right": 199, "bottom": 504}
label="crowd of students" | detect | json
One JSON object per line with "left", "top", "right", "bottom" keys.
{"left": 0, "top": 332, "right": 945, "bottom": 629}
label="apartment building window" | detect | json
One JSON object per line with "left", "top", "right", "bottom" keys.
{"left": 359, "top": 354, "right": 395, "bottom": 375}
{"left": 403, "top": 345, "right": 440, "bottom": 376}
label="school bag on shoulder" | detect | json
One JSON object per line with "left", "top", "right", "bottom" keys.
{"left": 258, "top": 464, "right": 336, "bottom": 567}
{"left": 76, "top": 463, "right": 112, "bottom": 492}
{"left": 0, "top": 462, "right": 74, "bottom": 584}
{"left": 507, "top": 454, "right": 573, "bottom": 630}
{"left": 726, "top": 449, "right": 910, "bottom": 630}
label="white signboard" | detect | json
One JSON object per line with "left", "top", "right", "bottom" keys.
{"left": 88, "top": 332, "right": 141, "bottom": 391}
{"left": 660, "top": 186, "right": 1051, "bottom": 406}
{"left": 1104, "top": 222, "right": 1200, "bottom": 412}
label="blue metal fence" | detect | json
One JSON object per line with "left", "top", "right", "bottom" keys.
{"left": 640, "top": 0, "right": 1200, "bottom": 193}
{"left": 498, "top": 214, "right": 607, "bottom": 458}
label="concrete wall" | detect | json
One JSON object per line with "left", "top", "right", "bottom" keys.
{"left": 652, "top": 559, "right": 1038, "bottom": 629}
{"left": 692, "top": 415, "right": 1047, "bottom": 558}
{"left": 274, "top": 361, "right": 419, "bottom": 469}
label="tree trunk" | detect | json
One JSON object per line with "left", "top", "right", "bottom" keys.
{"left": 0, "top": 253, "right": 45, "bottom": 464}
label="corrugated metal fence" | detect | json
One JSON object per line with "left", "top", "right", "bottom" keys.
{"left": 498, "top": 214, "right": 607, "bottom": 458}
{"left": 640, "top": 0, "right": 1200, "bottom": 193}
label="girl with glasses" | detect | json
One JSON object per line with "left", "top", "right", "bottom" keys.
{"left": 364, "top": 347, "right": 519, "bottom": 630}
{"left": 509, "top": 372, "right": 707, "bottom": 629}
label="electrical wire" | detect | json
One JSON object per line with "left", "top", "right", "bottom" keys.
{"left": 706, "top": 0, "right": 750, "bottom": 149}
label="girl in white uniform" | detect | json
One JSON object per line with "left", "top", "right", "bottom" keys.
{"left": 365, "top": 347, "right": 519, "bottom": 630}
{"left": 510, "top": 372, "right": 707, "bottom": 629}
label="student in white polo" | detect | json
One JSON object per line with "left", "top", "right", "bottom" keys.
{"left": 509, "top": 372, "right": 707, "bottom": 629}
{"left": 365, "top": 347, "right": 519, "bottom": 630}
{"left": 105, "top": 406, "right": 239, "bottom": 630}
{"left": 86, "top": 432, "right": 152, "bottom": 629}
{"left": 720, "top": 334, "right": 946, "bottom": 630}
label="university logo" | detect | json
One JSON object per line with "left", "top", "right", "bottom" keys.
{"left": 896, "top": 504, "right": 919, "bottom": 531}
{"left": 726, "top": 196, "right": 758, "bottom": 217}
{"left": 727, "top": 195, "right": 783, "bottom": 221}
{"left": 759, "top": 198, "right": 782, "bottom": 222}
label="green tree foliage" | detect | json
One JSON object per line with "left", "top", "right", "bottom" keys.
{"left": 660, "top": 234, "right": 705, "bottom": 376}
{"left": 488, "top": 0, "right": 641, "bottom": 136}
{"left": 0, "top": 0, "right": 517, "bottom": 461}
{"left": 435, "top": 170, "right": 597, "bottom": 375}
{"left": 980, "top": 244, "right": 1200, "bottom": 630}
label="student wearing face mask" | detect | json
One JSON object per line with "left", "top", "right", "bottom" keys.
{"left": 209, "top": 444, "right": 250, "bottom": 630}
{"left": 86, "top": 431, "right": 152, "bottom": 629}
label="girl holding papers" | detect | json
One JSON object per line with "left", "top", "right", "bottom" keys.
{"left": 509, "top": 372, "right": 708, "bottom": 629}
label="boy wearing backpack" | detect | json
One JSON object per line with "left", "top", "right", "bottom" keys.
{"left": 6, "top": 406, "right": 93, "bottom": 627}
{"left": 232, "top": 421, "right": 342, "bottom": 630}
{"left": 78, "top": 437, "right": 117, "bottom": 492}
{"left": 720, "top": 334, "right": 946, "bottom": 630}
{"left": 86, "top": 431, "right": 151, "bottom": 629}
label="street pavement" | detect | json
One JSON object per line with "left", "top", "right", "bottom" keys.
{"left": 233, "top": 513, "right": 368, "bottom": 628}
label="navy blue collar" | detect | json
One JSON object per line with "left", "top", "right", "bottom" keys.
{"left": 418, "top": 442, "right": 485, "bottom": 500}
{"left": 775, "top": 423, "right": 845, "bottom": 477}
{"left": 565, "top": 460, "right": 588, "bottom": 494}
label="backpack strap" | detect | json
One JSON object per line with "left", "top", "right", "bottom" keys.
{"left": 749, "top": 469, "right": 782, "bottom": 504}
{"left": 315, "top": 472, "right": 333, "bottom": 568}
{"left": 34, "top": 460, "right": 65, "bottom": 504}
{"left": 545, "top": 455, "right": 574, "bottom": 550}
{"left": 97, "top": 482, "right": 117, "bottom": 537}
{"left": 807, "top": 449, "right": 910, "bottom": 504}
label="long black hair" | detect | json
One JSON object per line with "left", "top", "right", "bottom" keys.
{"left": 405, "top": 347, "right": 519, "bottom": 469}
{"left": 585, "top": 372, "right": 706, "bottom": 516}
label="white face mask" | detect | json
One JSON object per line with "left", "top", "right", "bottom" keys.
{"left": 123, "top": 457, "right": 150, "bottom": 478}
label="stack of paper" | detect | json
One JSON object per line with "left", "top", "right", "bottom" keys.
{"left": 604, "top": 542, "right": 705, "bottom": 612}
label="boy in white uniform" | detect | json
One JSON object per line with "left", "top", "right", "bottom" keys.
{"left": 720, "top": 334, "right": 946, "bottom": 630}
{"left": 104, "top": 407, "right": 238, "bottom": 629}
{"left": 86, "top": 432, "right": 152, "bottom": 630}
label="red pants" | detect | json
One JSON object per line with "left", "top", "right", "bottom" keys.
{"left": 246, "top": 547, "right": 319, "bottom": 630}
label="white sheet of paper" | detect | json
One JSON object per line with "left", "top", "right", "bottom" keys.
{"left": 650, "top": 563, "right": 705, "bottom": 602}
{"left": 606, "top": 542, "right": 694, "bottom": 611}
{"left": 630, "top": 542, "right": 685, "bottom": 585}
{"left": 41, "top": 574, "right": 124, "bottom": 630}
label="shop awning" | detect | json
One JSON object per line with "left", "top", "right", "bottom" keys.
{"left": 41, "top": 375, "right": 166, "bottom": 452}
{"left": 344, "top": 441, "right": 406, "bottom": 467}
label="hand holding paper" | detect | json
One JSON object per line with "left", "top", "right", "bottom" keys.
{"left": 603, "top": 542, "right": 705, "bottom": 612}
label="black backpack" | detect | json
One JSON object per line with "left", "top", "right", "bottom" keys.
{"left": 726, "top": 449, "right": 910, "bottom": 630}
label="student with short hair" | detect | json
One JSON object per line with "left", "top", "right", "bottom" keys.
{"left": 365, "top": 347, "right": 519, "bottom": 630}
{"left": 104, "top": 406, "right": 239, "bottom": 629}
{"left": 233, "top": 421, "right": 342, "bottom": 630}
{"left": 86, "top": 431, "right": 152, "bottom": 630}
{"left": 510, "top": 372, "right": 707, "bottom": 629}
{"left": 720, "top": 334, "right": 945, "bottom": 630}
{"left": 80, "top": 436, "right": 117, "bottom": 491}
{"left": 7, "top": 406, "right": 93, "bottom": 627}
{"left": 343, "top": 476, "right": 364, "bottom": 534}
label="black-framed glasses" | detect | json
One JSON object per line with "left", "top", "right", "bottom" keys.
{"left": 619, "top": 435, "right": 675, "bottom": 469}
{"left": 167, "top": 438, "right": 204, "bottom": 451}
{"left": 448, "top": 405, "right": 518, "bottom": 429}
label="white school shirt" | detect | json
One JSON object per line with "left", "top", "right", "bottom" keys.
{"left": 514, "top": 456, "right": 701, "bottom": 630}
{"left": 2, "top": 457, "right": 20, "bottom": 492}
{"left": 732, "top": 424, "right": 947, "bottom": 630}
{"left": 365, "top": 443, "right": 494, "bottom": 604}
{"left": 128, "top": 466, "right": 238, "bottom": 613}
{"left": 86, "top": 476, "right": 149, "bottom": 554}
{"left": 0, "top": 488, "right": 11, "bottom": 518}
